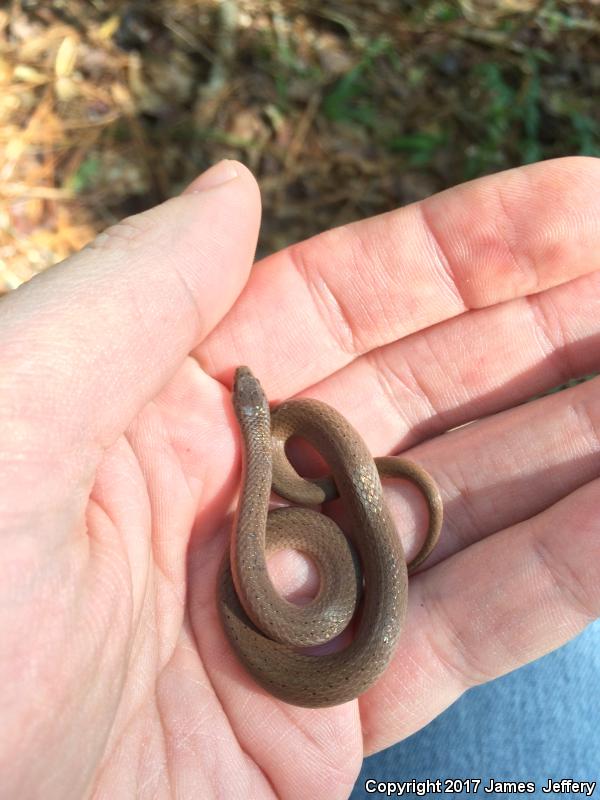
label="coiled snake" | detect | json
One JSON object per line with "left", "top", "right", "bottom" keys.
{"left": 218, "top": 367, "right": 443, "bottom": 707}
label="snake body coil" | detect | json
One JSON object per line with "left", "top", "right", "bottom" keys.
{"left": 217, "top": 367, "right": 442, "bottom": 708}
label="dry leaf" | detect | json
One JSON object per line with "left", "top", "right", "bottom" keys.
{"left": 55, "top": 75, "right": 79, "bottom": 102}
{"left": 97, "top": 15, "right": 120, "bottom": 41}
{"left": 55, "top": 35, "right": 78, "bottom": 78}
{"left": 13, "top": 64, "right": 47, "bottom": 85}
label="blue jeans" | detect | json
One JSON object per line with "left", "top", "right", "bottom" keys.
{"left": 351, "top": 619, "right": 600, "bottom": 798}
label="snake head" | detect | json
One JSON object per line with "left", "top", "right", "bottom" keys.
{"left": 233, "top": 366, "right": 270, "bottom": 420}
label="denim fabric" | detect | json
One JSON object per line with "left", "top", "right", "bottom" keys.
{"left": 351, "top": 619, "right": 600, "bottom": 799}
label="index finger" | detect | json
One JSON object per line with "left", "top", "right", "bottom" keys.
{"left": 198, "top": 157, "right": 600, "bottom": 398}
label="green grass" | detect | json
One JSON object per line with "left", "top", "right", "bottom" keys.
{"left": 322, "top": 37, "right": 391, "bottom": 125}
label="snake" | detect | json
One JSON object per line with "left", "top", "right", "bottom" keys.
{"left": 217, "top": 366, "right": 443, "bottom": 708}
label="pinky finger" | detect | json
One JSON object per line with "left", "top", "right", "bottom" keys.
{"left": 360, "top": 477, "right": 600, "bottom": 754}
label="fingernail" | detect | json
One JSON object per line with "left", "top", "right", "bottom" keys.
{"left": 187, "top": 160, "right": 239, "bottom": 193}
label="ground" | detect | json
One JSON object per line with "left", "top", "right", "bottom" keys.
{"left": 1, "top": 0, "right": 599, "bottom": 289}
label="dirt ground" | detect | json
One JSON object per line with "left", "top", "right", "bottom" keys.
{"left": 1, "top": 0, "right": 599, "bottom": 289}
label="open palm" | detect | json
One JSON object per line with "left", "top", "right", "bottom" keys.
{"left": 1, "top": 158, "right": 598, "bottom": 800}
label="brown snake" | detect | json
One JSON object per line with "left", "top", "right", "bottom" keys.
{"left": 218, "top": 367, "right": 443, "bottom": 707}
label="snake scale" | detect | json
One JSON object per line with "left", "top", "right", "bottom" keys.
{"left": 217, "top": 367, "right": 443, "bottom": 707}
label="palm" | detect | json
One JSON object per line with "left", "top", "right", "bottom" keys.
{"left": 1, "top": 158, "right": 599, "bottom": 799}
{"left": 85, "top": 356, "right": 362, "bottom": 798}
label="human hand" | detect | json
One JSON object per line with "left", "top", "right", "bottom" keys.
{"left": 1, "top": 158, "right": 599, "bottom": 799}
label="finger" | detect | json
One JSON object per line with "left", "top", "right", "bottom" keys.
{"left": 378, "top": 375, "right": 600, "bottom": 569}
{"left": 198, "top": 157, "right": 600, "bottom": 396}
{"left": 0, "top": 161, "right": 260, "bottom": 473}
{"left": 283, "top": 373, "right": 599, "bottom": 590}
{"left": 360, "top": 476, "right": 600, "bottom": 754}
{"left": 257, "top": 273, "right": 600, "bottom": 570}
{"left": 294, "top": 268, "right": 600, "bottom": 457}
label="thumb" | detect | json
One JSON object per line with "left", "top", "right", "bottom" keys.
{"left": 0, "top": 159, "right": 260, "bottom": 495}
